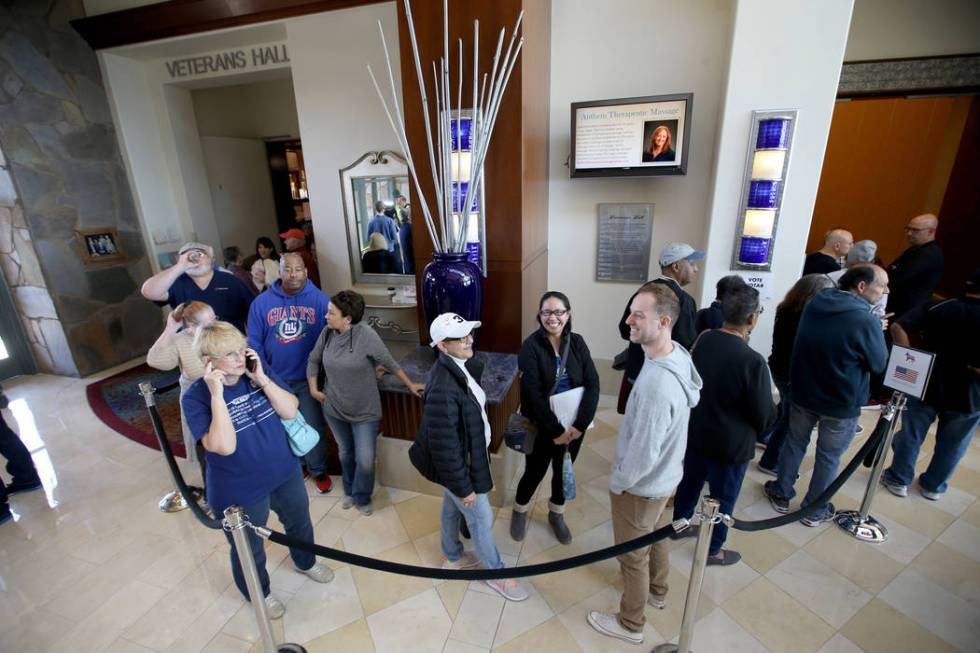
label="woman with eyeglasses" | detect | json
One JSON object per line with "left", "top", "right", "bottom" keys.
{"left": 146, "top": 300, "right": 216, "bottom": 512}
{"left": 181, "top": 321, "right": 334, "bottom": 620}
{"left": 510, "top": 291, "right": 600, "bottom": 544}
{"left": 306, "top": 290, "right": 424, "bottom": 515}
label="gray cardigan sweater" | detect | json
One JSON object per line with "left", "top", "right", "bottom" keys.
{"left": 306, "top": 323, "right": 400, "bottom": 423}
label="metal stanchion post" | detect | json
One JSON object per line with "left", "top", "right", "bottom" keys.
{"left": 835, "top": 392, "right": 907, "bottom": 543}
{"left": 653, "top": 496, "right": 722, "bottom": 653}
{"left": 223, "top": 507, "right": 308, "bottom": 653}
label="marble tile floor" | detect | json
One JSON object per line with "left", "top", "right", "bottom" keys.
{"left": 1, "top": 366, "right": 978, "bottom": 652}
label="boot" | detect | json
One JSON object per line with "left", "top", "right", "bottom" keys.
{"left": 510, "top": 502, "right": 530, "bottom": 541}
{"left": 548, "top": 501, "right": 572, "bottom": 545}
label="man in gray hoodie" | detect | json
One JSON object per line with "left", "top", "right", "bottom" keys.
{"left": 588, "top": 283, "right": 702, "bottom": 645}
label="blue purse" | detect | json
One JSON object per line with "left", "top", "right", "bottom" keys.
{"left": 562, "top": 449, "right": 577, "bottom": 500}
{"left": 281, "top": 411, "right": 320, "bottom": 457}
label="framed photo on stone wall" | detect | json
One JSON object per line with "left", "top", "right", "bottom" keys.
{"left": 76, "top": 227, "right": 125, "bottom": 265}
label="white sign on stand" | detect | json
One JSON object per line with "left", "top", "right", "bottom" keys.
{"left": 883, "top": 345, "right": 935, "bottom": 400}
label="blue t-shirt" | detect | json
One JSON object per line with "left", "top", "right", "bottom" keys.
{"left": 553, "top": 355, "right": 572, "bottom": 394}
{"left": 181, "top": 367, "right": 298, "bottom": 512}
{"left": 167, "top": 269, "right": 253, "bottom": 332}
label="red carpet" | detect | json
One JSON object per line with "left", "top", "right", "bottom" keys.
{"left": 86, "top": 363, "right": 186, "bottom": 458}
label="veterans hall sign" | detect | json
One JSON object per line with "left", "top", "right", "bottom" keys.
{"left": 164, "top": 43, "right": 290, "bottom": 80}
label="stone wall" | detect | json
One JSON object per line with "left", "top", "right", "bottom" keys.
{"left": 0, "top": 1, "right": 162, "bottom": 376}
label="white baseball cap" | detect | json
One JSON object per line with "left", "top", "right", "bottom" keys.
{"left": 659, "top": 242, "right": 706, "bottom": 267}
{"left": 429, "top": 312, "right": 481, "bottom": 346}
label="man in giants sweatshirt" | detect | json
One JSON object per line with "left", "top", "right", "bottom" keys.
{"left": 588, "top": 282, "right": 702, "bottom": 645}
{"left": 247, "top": 252, "right": 333, "bottom": 493}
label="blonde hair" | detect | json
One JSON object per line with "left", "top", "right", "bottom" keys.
{"left": 367, "top": 232, "right": 388, "bottom": 252}
{"left": 194, "top": 321, "right": 246, "bottom": 359}
{"left": 172, "top": 301, "right": 213, "bottom": 326}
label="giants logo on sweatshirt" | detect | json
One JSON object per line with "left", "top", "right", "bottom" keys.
{"left": 267, "top": 306, "right": 317, "bottom": 344}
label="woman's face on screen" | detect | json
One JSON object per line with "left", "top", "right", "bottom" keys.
{"left": 654, "top": 129, "right": 667, "bottom": 148}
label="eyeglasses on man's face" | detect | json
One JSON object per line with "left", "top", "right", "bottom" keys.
{"left": 443, "top": 334, "right": 473, "bottom": 343}
{"left": 539, "top": 309, "right": 568, "bottom": 318}
{"left": 904, "top": 226, "right": 930, "bottom": 233}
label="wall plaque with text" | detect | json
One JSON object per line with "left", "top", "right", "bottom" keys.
{"left": 595, "top": 203, "right": 654, "bottom": 283}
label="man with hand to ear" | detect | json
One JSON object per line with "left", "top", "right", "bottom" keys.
{"left": 182, "top": 321, "right": 334, "bottom": 620}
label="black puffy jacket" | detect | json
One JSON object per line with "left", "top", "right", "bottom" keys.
{"left": 519, "top": 329, "right": 601, "bottom": 440}
{"left": 421, "top": 352, "right": 493, "bottom": 498}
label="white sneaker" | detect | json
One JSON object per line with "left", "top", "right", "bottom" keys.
{"left": 440, "top": 551, "right": 480, "bottom": 570}
{"left": 587, "top": 610, "right": 643, "bottom": 644}
{"left": 485, "top": 578, "right": 530, "bottom": 602}
{"left": 356, "top": 501, "right": 373, "bottom": 516}
{"left": 263, "top": 594, "right": 285, "bottom": 619}
{"left": 341, "top": 495, "right": 354, "bottom": 510}
{"left": 647, "top": 593, "right": 666, "bottom": 609}
{"left": 297, "top": 562, "right": 334, "bottom": 583}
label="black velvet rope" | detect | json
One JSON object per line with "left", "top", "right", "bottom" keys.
{"left": 142, "top": 379, "right": 893, "bottom": 574}
{"left": 264, "top": 522, "right": 678, "bottom": 581}
{"left": 144, "top": 391, "right": 223, "bottom": 530}
{"left": 731, "top": 411, "right": 889, "bottom": 532}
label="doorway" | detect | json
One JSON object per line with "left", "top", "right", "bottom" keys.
{"left": 808, "top": 94, "right": 978, "bottom": 294}
{"left": 0, "top": 277, "right": 35, "bottom": 381}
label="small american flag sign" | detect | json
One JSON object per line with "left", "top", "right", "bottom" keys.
{"left": 894, "top": 366, "right": 919, "bottom": 384}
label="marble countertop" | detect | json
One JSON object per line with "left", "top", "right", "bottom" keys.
{"left": 378, "top": 346, "right": 518, "bottom": 404}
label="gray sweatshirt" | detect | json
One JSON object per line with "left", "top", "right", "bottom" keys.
{"left": 306, "top": 323, "right": 401, "bottom": 423}
{"left": 609, "top": 343, "right": 702, "bottom": 498}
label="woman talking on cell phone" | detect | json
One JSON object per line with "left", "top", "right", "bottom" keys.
{"left": 509, "top": 291, "right": 600, "bottom": 545}
{"left": 181, "top": 321, "right": 333, "bottom": 620}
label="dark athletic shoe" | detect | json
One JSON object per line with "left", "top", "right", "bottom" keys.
{"left": 706, "top": 549, "right": 742, "bottom": 566}
{"left": 763, "top": 481, "right": 790, "bottom": 514}
{"left": 800, "top": 503, "right": 836, "bottom": 527}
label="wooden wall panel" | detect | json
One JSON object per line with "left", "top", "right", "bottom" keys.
{"left": 936, "top": 97, "right": 980, "bottom": 296}
{"left": 808, "top": 96, "right": 969, "bottom": 267}
{"left": 399, "top": 0, "right": 550, "bottom": 353}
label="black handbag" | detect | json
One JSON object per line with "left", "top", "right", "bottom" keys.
{"left": 505, "top": 337, "right": 571, "bottom": 454}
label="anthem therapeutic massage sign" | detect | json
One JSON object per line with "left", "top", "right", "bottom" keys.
{"left": 571, "top": 93, "right": 693, "bottom": 178}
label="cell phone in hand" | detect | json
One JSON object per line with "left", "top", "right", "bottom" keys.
{"left": 245, "top": 354, "right": 256, "bottom": 374}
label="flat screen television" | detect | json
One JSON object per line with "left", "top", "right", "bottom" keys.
{"left": 570, "top": 93, "right": 693, "bottom": 178}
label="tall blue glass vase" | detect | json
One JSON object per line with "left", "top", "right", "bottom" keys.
{"left": 421, "top": 252, "right": 483, "bottom": 329}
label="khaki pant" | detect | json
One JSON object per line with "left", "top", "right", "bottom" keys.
{"left": 610, "top": 490, "right": 670, "bottom": 632}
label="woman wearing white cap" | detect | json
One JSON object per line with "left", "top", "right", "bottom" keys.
{"left": 411, "top": 313, "right": 530, "bottom": 602}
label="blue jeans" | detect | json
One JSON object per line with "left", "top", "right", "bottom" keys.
{"left": 440, "top": 489, "right": 503, "bottom": 570}
{"left": 1, "top": 413, "right": 41, "bottom": 509}
{"left": 215, "top": 467, "right": 316, "bottom": 600}
{"left": 774, "top": 402, "right": 858, "bottom": 516}
{"left": 288, "top": 380, "right": 328, "bottom": 476}
{"left": 323, "top": 414, "right": 379, "bottom": 506}
{"left": 885, "top": 397, "right": 980, "bottom": 494}
{"left": 759, "top": 376, "right": 791, "bottom": 469}
{"left": 673, "top": 448, "right": 748, "bottom": 556}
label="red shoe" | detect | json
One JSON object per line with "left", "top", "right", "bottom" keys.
{"left": 314, "top": 474, "right": 333, "bottom": 494}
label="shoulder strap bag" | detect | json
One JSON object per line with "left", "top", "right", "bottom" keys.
{"left": 505, "top": 336, "right": 571, "bottom": 455}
